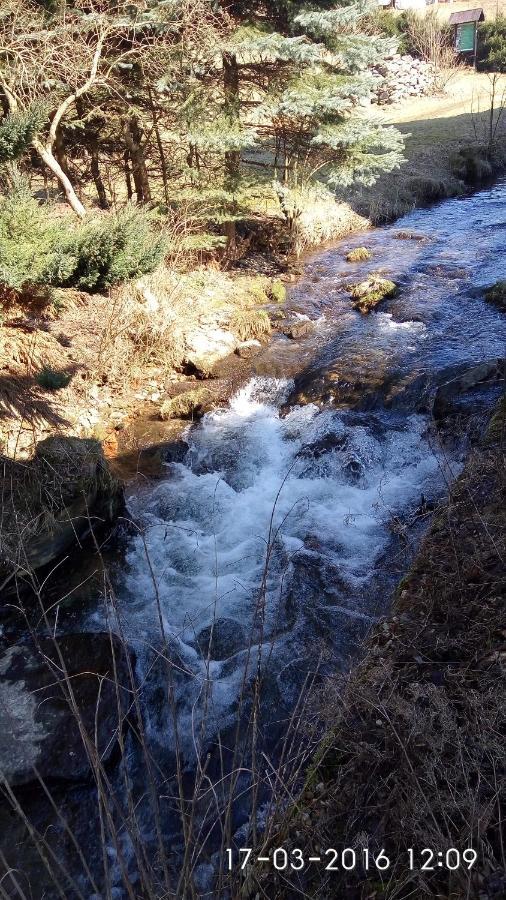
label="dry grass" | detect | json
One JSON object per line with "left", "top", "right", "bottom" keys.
{"left": 229, "top": 308, "right": 272, "bottom": 341}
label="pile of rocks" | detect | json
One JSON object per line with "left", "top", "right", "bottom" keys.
{"left": 370, "top": 54, "right": 435, "bottom": 105}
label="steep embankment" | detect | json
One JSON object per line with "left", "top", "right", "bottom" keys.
{"left": 246, "top": 396, "right": 506, "bottom": 900}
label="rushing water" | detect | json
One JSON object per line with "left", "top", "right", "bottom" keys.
{"left": 89, "top": 181, "right": 506, "bottom": 772}
{"left": 5, "top": 181, "right": 506, "bottom": 897}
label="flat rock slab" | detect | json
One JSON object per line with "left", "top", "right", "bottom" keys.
{"left": 0, "top": 632, "right": 133, "bottom": 787}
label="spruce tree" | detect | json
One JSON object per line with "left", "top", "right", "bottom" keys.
{"left": 213, "top": 0, "right": 404, "bottom": 248}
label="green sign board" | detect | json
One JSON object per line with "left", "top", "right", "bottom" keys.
{"left": 456, "top": 22, "right": 476, "bottom": 53}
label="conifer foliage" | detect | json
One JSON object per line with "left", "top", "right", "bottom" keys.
{"left": 0, "top": 0, "right": 404, "bottom": 261}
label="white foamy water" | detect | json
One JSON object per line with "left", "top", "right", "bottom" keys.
{"left": 94, "top": 376, "right": 456, "bottom": 751}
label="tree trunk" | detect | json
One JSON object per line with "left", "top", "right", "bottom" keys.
{"left": 148, "top": 86, "right": 169, "bottom": 206}
{"left": 75, "top": 96, "right": 109, "bottom": 209}
{"left": 124, "top": 150, "right": 133, "bottom": 200}
{"left": 90, "top": 148, "right": 109, "bottom": 209}
{"left": 223, "top": 51, "right": 241, "bottom": 258}
{"left": 123, "top": 117, "right": 151, "bottom": 203}
{"left": 32, "top": 139, "right": 86, "bottom": 218}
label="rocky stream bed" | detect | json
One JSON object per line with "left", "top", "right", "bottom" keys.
{"left": 1, "top": 179, "right": 505, "bottom": 898}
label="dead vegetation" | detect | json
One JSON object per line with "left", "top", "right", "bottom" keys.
{"left": 241, "top": 396, "right": 506, "bottom": 900}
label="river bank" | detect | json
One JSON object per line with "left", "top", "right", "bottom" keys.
{"left": 1, "top": 72, "right": 505, "bottom": 473}
{"left": 1, "top": 125, "right": 505, "bottom": 900}
{"left": 246, "top": 393, "right": 505, "bottom": 900}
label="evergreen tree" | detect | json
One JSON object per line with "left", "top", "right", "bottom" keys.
{"left": 210, "top": 0, "right": 404, "bottom": 248}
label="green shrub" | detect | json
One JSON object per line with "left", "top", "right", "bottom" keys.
{"left": 477, "top": 16, "right": 506, "bottom": 72}
{"left": 36, "top": 366, "right": 72, "bottom": 391}
{"left": 0, "top": 188, "right": 165, "bottom": 296}
{"left": 61, "top": 207, "right": 166, "bottom": 292}
{"left": 0, "top": 186, "right": 74, "bottom": 292}
{"left": 369, "top": 10, "right": 410, "bottom": 55}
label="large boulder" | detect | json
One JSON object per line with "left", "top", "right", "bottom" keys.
{"left": 0, "top": 437, "right": 122, "bottom": 585}
{"left": 183, "top": 328, "right": 238, "bottom": 378}
{"left": 0, "top": 632, "right": 133, "bottom": 786}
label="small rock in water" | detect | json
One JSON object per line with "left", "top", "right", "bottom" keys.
{"left": 283, "top": 320, "right": 312, "bottom": 339}
{"left": 235, "top": 339, "right": 262, "bottom": 359}
{"left": 196, "top": 618, "right": 246, "bottom": 660}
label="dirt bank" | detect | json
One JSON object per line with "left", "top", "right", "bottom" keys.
{"left": 244, "top": 395, "right": 506, "bottom": 900}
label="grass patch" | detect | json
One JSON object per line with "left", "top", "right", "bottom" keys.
{"left": 346, "top": 246, "right": 371, "bottom": 262}
{"left": 229, "top": 308, "right": 271, "bottom": 341}
{"left": 269, "top": 279, "right": 287, "bottom": 303}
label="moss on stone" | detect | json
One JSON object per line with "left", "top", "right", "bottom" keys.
{"left": 159, "top": 388, "right": 214, "bottom": 421}
{"left": 346, "top": 246, "right": 371, "bottom": 263}
{"left": 350, "top": 275, "right": 397, "bottom": 314}
{"left": 484, "top": 280, "right": 506, "bottom": 312}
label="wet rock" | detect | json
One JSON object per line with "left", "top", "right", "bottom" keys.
{"left": 196, "top": 618, "right": 247, "bottom": 660}
{"left": 235, "top": 339, "right": 262, "bottom": 359}
{"left": 0, "top": 632, "right": 133, "bottom": 786}
{"left": 433, "top": 359, "right": 505, "bottom": 420}
{"left": 162, "top": 439, "right": 190, "bottom": 464}
{"left": 298, "top": 432, "right": 349, "bottom": 459}
{"left": 484, "top": 280, "right": 506, "bottom": 312}
{"left": 394, "top": 231, "right": 427, "bottom": 241}
{"left": 349, "top": 276, "right": 397, "bottom": 314}
{"left": 282, "top": 319, "right": 312, "bottom": 339}
{"left": 285, "top": 361, "right": 387, "bottom": 411}
{"left": 0, "top": 437, "right": 122, "bottom": 585}
{"left": 159, "top": 387, "right": 215, "bottom": 421}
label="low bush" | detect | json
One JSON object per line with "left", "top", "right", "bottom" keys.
{"left": 0, "top": 186, "right": 74, "bottom": 293}
{"left": 0, "top": 186, "right": 165, "bottom": 298}
{"left": 449, "top": 146, "right": 493, "bottom": 184}
{"left": 36, "top": 366, "right": 72, "bottom": 391}
{"left": 477, "top": 16, "right": 506, "bottom": 72}
{"left": 61, "top": 207, "right": 166, "bottom": 292}
{"left": 367, "top": 9, "right": 410, "bottom": 55}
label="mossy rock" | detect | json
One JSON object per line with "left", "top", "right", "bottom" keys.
{"left": 484, "top": 280, "right": 506, "bottom": 312}
{"left": 346, "top": 246, "right": 371, "bottom": 263}
{"left": 350, "top": 276, "right": 397, "bottom": 314}
{"left": 159, "top": 388, "right": 214, "bottom": 421}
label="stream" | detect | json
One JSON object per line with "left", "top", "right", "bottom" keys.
{"left": 3, "top": 179, "right": 506, "bottom": 897}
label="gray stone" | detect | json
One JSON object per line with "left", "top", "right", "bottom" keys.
{"left": 0, "top": 633, "right": 133, "bottom": 786}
